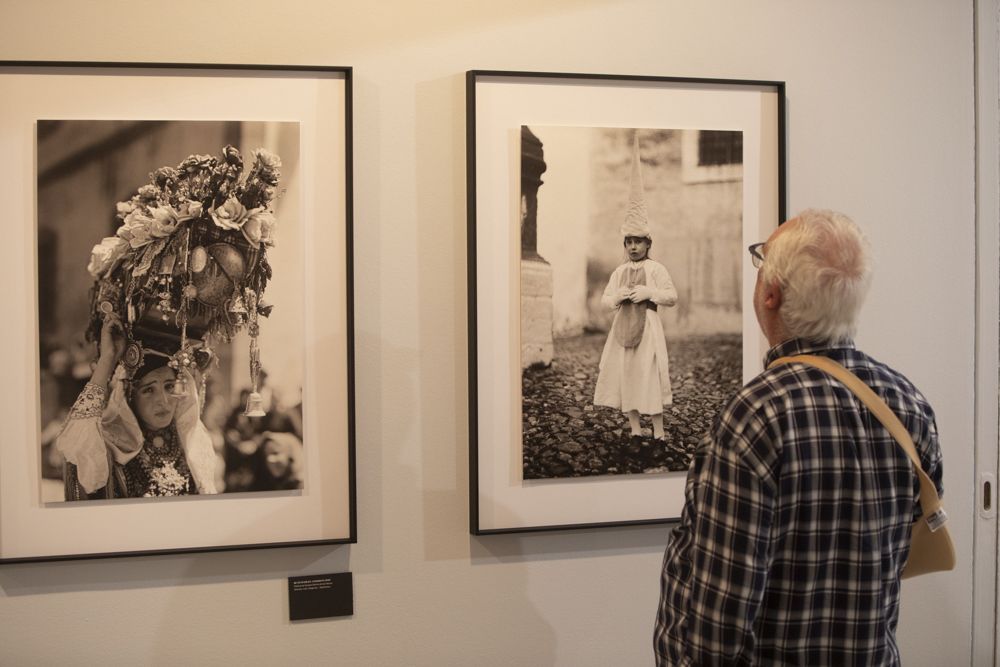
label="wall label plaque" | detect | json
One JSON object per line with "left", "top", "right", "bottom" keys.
{"left": 288, "top": 572, "right": 354, "bottom": 621}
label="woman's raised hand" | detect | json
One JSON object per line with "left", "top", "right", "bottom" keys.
{"left": 91, "top": 313, "right": 126, "bottom": 388}
{"left": 99, "top": 314, "right": 126, "bottom": 366}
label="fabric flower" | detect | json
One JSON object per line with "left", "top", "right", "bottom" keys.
{"left": 87, "top": 236, "right": 128, "bottom": 278}
{"left": 259, "top": 211, "right": 277, "bottom": 247}
{"left": 177, "top": 199, "right": 203, "bottom": 220}
{"left": 147, "top": 208, "right": 177, "bottom": 238}
{"left": 252, "top": 149, "right": 282, "bottom": 185}
{"left": 222, "top": 145, "right": 243, "bottom": 167}
{"left": 137, "top": 184, "right": 159, "bottom": 201}
{"left": 178, "top": 154, "right": 215, "bottom": 173}
{"left": 152, "top": 166, "right": 179, "bottom": 187}
{"left": 240, "top": 208, "right": 276, "bottom": 248}
{"left": 147, "top": 201, "right": 202, "bottom": 239}
{"left": 117, "top": 209, "right": 155, "bottom": 248}
{"left": 116, "top": 200, "right": 138, "bottom": 220}
{"left": 253, "top": 149, "right": 282, "bottom": 171}
{"left": 210, "top": 197, "right": 249, "bottom": 230}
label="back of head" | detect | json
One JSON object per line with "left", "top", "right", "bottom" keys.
{"left": 761, "top": 209, "right": 872, "bottom": 344}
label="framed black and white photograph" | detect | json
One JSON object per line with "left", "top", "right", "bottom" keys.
{"left": 468, "top": 70, "right": 784, "bottom": 534}
{"left": 0, "top": 62, "right": 355, "bottom": 561}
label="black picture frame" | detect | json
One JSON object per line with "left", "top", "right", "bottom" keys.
{"left": 467, "top": 69, "right": 785, "bottom": 534}
{"left": 0, "top": 61, "right": 356, "bottom": 561}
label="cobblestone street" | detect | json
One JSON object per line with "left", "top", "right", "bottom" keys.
{"left": 521, "top": 332, "right": 742, "bottom": 479}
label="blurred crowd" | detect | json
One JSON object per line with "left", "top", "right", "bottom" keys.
{"left": 40, "top": 340, "right": 304, "bottom": 495}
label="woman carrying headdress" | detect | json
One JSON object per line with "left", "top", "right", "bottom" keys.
{"left": 54, "top": 144, "right": 283, "bottom": 500}
{"left": 57, "top": 317, "right": 217, "bottom": 499}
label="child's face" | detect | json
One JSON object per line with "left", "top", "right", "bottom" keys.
{"left": 263, "top": 440, "right": 292, "bottom": 478}
{"left": 624, "top": 236, "right": 650, "bottom": 261}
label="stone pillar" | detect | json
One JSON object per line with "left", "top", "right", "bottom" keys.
{"left": 520, "top": 126, "right": 554, "bottom": 368}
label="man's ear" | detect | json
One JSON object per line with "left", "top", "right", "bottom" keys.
{"left": 763, "top": 279, "right": 783, "bottom": 311}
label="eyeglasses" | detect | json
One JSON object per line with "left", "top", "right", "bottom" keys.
{"left": 748, "top": 242, "right": 765, "bottom": 268}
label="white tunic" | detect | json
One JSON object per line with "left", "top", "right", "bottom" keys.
{"left": 593, "top": 259, "right": 678, "bottom": 415}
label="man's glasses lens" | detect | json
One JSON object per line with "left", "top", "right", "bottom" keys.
{"left": 748, "top": 243, "right": 765, "bottom": 268}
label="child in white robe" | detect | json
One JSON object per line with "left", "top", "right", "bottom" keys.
{"left": 593, "top": 225, "right": 677, "bottom": 453}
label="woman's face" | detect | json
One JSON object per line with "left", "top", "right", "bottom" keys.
{"left": 263, "top": 440, "right": 291, "bottom": 478}
{"left": 133, "top": 366, "right": 178, "bottom": 431}
{"left": 625, "top": 236, "right": 651, "bottom": 261}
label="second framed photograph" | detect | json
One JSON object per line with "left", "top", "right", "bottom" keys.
{"left": 0, "top": 61, "right": 355, "bottom": 561}
{"left": 468, "top": 70, "right": 785, "bottom": 534}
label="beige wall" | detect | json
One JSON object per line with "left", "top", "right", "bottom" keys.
{"left": 0, "top": 1, "right": 982, "bottom": 665}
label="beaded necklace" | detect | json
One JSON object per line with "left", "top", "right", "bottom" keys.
{"left": 130, "top": 424, "right": 193, "bottom": 496}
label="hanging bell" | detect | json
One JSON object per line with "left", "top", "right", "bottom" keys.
{"left": 170, "top": 374, "right": 189, "bottom": 397}
{"left": 244, "top": 391, "right": 266, "bottom": 417}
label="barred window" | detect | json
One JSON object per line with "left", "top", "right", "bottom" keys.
{"left": 698, "top": 130, "right": 743, "bottom": 166}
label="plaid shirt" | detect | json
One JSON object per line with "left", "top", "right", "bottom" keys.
{"left": 654, "top": 338, "right": 943, "bottom": 666}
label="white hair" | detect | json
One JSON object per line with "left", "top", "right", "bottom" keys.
{"left": 761, "top": 209, "right": 872, "bottom": 343}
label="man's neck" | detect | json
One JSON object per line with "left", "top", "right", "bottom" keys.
{"left": 763, "top": 318, "right": 792, "bottom": 348}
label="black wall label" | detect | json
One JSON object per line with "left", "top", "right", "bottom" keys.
{"left": 288, "top": 572, "right": 353, "bottom": 621}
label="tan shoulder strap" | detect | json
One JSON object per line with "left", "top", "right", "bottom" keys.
{"left": 768, "top": 354, "right": 943, "bottom": 519}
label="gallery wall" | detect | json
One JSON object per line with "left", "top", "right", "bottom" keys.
{"left": 0, "top": 1, "right": 985, "bottom": 664}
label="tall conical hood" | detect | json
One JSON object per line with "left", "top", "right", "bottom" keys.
{"left": 620, "top": 131, "right": 651, "bottom": 239}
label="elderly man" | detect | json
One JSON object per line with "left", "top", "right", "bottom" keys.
{"left": 654, "top": 209, "right": 943, "bottom": 665}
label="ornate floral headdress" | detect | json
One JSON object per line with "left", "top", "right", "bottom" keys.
{"left": 86, "top": 145, "right": 282, "bottom": 415}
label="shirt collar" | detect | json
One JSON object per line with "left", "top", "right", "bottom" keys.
{"left": 763, "top": 337, "right": 857, "bottom": 368}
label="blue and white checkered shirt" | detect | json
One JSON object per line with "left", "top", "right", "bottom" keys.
{"left": 654, "top": 338, "right": 943, "bottom": 666}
